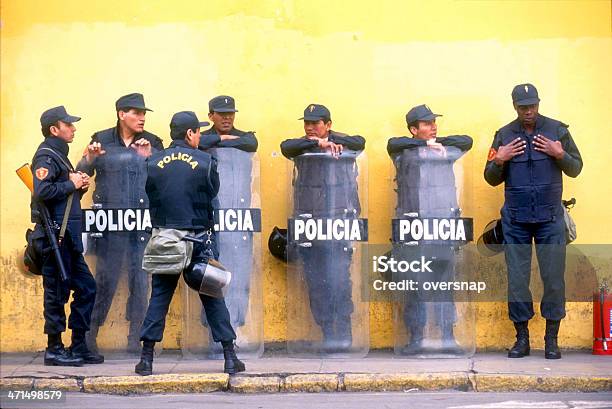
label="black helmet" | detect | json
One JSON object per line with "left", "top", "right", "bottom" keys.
{"left": 268, "top": 226, "right": 288, "bottom": 262}
{"left": 477, "top": 219, "right": 504, "bottom": 257}
{"left": 183, "top": 259, "right": 231, "bottom": 298}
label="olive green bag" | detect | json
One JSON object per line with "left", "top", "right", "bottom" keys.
{"left": 142, "top": 228, "right": 194, "bottom": 274}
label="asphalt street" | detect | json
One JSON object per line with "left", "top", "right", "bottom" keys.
{"left": 2, "top": 391, "right": 611, "bottom": 409}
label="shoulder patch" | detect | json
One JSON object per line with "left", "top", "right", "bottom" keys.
{"left": 487, "top": 147, "right": 497, "bottom": 161}
{"left": 35, "top": 167, "right": 49, "bottom": 180}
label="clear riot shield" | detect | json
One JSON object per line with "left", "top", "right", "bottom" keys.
{"left": 182, "top": 149, "right": 263, "bottom": 358}
{"left": 286, "top": 151, "right": 368, "bottom": 357}
{"left": 81, "top": 144, "right": 153, "bottom": 356}
{"left": 390, "top": 145, "right": 475, "bottom": 358}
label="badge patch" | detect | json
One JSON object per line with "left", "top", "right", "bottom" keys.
{"left": 487, "top": 148, "right": 497, "bottom": 161}
{"left": 35, "top": 167, "right": 49, "bottom": 180}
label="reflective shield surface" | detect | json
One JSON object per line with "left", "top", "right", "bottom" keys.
{"left": 182, "top": 149, "right": 263, "bottom": 358}
{"left": 390, "top": 145, "right": 475, "bottom": 358}
{"left": 286, "top": 151, "right": 369, "bottom": 357}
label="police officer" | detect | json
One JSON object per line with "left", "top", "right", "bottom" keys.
{"left": 135, "top": 111, "right": 245, "bottom": 375}
{"left": 388, "top": 104, "right": 473, "bottom": 355}
{"left": 198, "top": 95, "right": 258, "bottom": 337}
{"left": 484, "top": 84, "right": 583, "bottom": 359}
{"left": 280, "top": 104, "right": 365, "bottom": 352}
{"left": 77, "top": 93, "right": 163, "bottom": 353}
{"left": 199, "top": 95, "right": 258, "bottom": 151}
{"left": 33, "top": 106, "right": 103, "bottom": 366}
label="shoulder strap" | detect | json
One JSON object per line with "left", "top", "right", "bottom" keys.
{"left": 58, "top": 193, "right": 74, "bottom": 244}
{"left": 36, "top": 147, "right": 74, "bottom": 171}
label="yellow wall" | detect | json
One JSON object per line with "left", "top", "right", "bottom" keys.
{"left": 1, "top": 0, "right": 611, "bottom": 352}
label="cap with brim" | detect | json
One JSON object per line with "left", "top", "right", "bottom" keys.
{"left": 406, "top": 104, "right": 442, "bottom": 124}
{"left": 170, "top": 111, "right": 210, "bottom": 139}
{"left": 209, "top": 95, "right": 238, "bottom": 113}
{"left": 40, "top": 106, "right": 81, "bottom": 128}
{"left": 116, "top": 93, "right": 153, "bottom": 112}
{"left": 514, "top": 97, "right": 540, "bottom": 106}
{"left": 298, "top": 104, "right": 331, "bottom": 121}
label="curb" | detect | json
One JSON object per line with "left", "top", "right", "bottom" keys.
{"left": 2, "top": 372, "right": 611, "bottom": 394}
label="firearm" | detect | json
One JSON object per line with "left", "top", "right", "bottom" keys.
{"left": 16, "top": 164, "right": 69, "bottom": 282}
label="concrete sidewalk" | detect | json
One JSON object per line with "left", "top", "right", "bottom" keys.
{"left": 1, "top": 351, "right": 610, "bottom": 395}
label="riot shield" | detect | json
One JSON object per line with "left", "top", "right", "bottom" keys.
{"left": 390, "top": 145, "right": 475, "bottom": 357}
{"left": 81, "top": 144, "right": 152, "bottom": 356}
{"left": 286, "top": 151, "right": 369, "bottom": 357}
{"left": 182, "top": 149, "right": 263, "bottom": 358}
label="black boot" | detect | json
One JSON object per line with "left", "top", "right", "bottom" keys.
{"left": 544, "top": 320, "right": 562, "bottom": 360}
{"left": 44, "top": 333, "right": 83, "bottom": 367}
{"left": 135, "top": 341, "right": 155, "bottom": 376}
{"left": 222, "top": 341, "right": 245, "bottom": 374}
{"left": 441, "top": 324, "right": 463, "bottom": 355}
{"left": 70, "top": 330, "right": 104, "bottom": 364}
{"left": 127, "top": 322, "right": 142, "bottom": 354}
{"left": 85, "top": 325, "right": 99, "bottom": 353}
{"left": 508, "top": 321, "right": 530, "bottom": 358}
{"left": 401, "top": 327, "right": 424, "bottom": 355}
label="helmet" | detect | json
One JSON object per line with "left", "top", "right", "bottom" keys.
{"left": 183, "top": 258, "right": 232, "bottom": 298}
{"left": 268, "top": 226, "right": 288, "bottom": 262}
{"left": 477, "top": 219, "right": 504, "bottom": 257}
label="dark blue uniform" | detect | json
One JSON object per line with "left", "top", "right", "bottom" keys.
{"left": 139, "top": 140, "right": 236, "bottom": 343}
{"left": 199, "top": 126, "right": 258, "bottom": 152}
{"left": 77, "top": 126, "right": 163, "bottom": 346}
{"left": 198, "top": 127, "right": 258, "bottom": 331}
{"left": 32, "top": 137, "right": 97, "bottom": 336}
{"left": 387, "top": 135, "right": 472, "bottom": 340}
{"left": 484, "top": 114, "right": 582, "bottom": 322}
{"left": 281, "top": 131, "right": 365, "bottom": 345}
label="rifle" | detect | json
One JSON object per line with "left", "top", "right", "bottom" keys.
{"left": 16, "top": 164, "right": 70, "bottom": 282}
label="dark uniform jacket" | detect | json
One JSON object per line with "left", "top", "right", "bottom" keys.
{"left": 387, "top": 135, "right": 473, "bottom": 217}
{"left": 280, "top": 131, "right": 365, "bottom": 217}
{"left": 484, "top": 115, "right": 582, "bottom": 223}
{"left": 77, "top": 125, "right": 164, "bottom": 208}
{"left": 199, "top": 127, "right": 258, "bottom": 152}
{"left": 31, "top": 137, "right": 84, "bottom": 252}
{"left": 146, "top": 140, "right": 219, "bottom": 230}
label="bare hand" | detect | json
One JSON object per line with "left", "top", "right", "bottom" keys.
{"left": 533, "top": 134, "right": 564, "bottom": 160}
{"left": 69, "top": 172, "right": 85, "bottom": 189}
{"left": 79, "top": 171, "right": 90, "bottom": 190}
{"left": 85, "top": 141, "right": 106, "bottom": 163}
{"left": 495, "top": 137, "right": 526, "bottom": 165}
{"left": 220, "top": 134, "right": 239, "bottom": 141}
{"left": 131, "top": 139, "right": 152, "bottom": 158}
{"left": 318, "top": 139, "right": 343, "bottom": 159}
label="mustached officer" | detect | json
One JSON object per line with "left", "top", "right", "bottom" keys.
{"left": 280, "top": 104, "right": 365, "bottom": 352}
{"left": 135, "top": 111, "right": 245, "bottom": 375}
{"left": 33, "top": 106, "right": 102, "bottom": 366}
{"left": 387, "top": 104, "right": 473, "bottom": 355}
{"left": 484, "top": 84, "right": 583, "bottom": 359}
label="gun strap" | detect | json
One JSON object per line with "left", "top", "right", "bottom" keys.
{"left": 59, "top": 193, "right": 74, "bottom": 244}
{"left": 36, "top": 147, "right": 74, "bottom": 171}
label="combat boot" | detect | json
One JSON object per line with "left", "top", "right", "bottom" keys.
{"left": 508, "top": 321, "right": 530, "bottom": 358}
{"left": 441, "top": 324, "right": 463, "bottom": 355}
{"left": 544, "top": 320, "right": 562, "bottom": 360}
{"left": 222, "top": 341, "right": 245, "bottom": 374}
{"left": 401, "top": 327, "right": 424, "bottom": 355}
{"left": 135, "top": 341, "right": 155, "bottom": 376}
{"left": 70, "top": 330, "right": 104, "bottom": 364}
{"left": 85, "top": 326, "right": 99, "bottom": 353}
{"left": 44, "top": 334, "right": 83, "bottom": 367}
